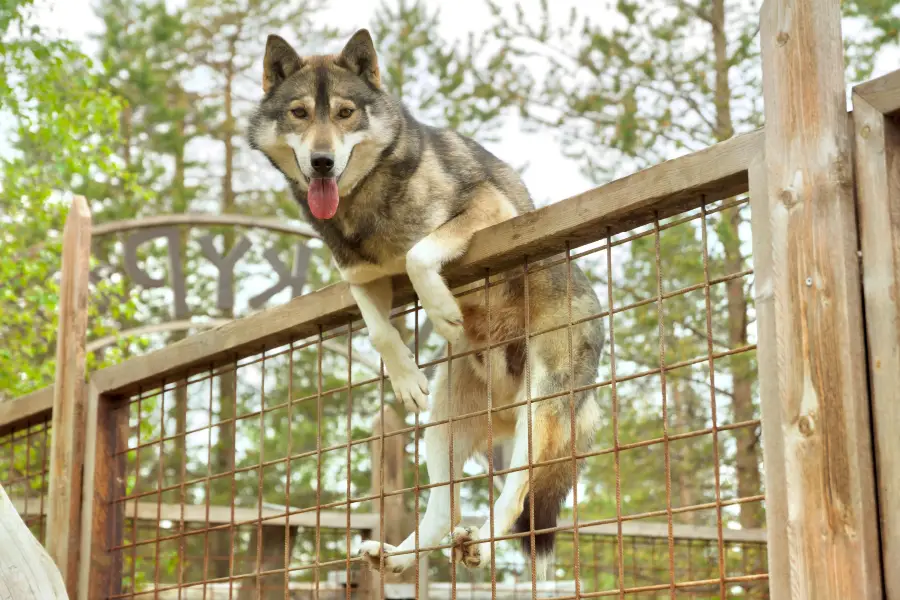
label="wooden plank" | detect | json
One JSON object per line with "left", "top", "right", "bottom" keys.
{"left": 0, "top": 386, "right": 53, "bottom": 436}
{"left": 759, "top": 0, "right": 883, "bottom": 597}
{"left": 0, "top": 482, "right": 68, "bottom": 599}
{"left": 853, "top": 91, "right": 900, "bottom": 600}
{"left": 854, "top": 68, "right": 900, "bottom": 118}
{"left": 7, "top": 492, "right": 767, "bottom": 544}
{"left": 12, "top": 495, "right": 380, "bottom": 531}
{"left": 47, "top": 195, "right": 92, "bottom": 597}
{"left": 748, "top": 153, "right": 792, "bottom": 593}
{"left": 90, "top": 128, "right": 761, "bottom": 398}
{"left": 77, "top": 387, "right": 124, "bottom": 600}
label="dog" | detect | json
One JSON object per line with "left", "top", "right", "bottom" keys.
{"left": 248, "top": 29, "right": 605, "bottom": 580}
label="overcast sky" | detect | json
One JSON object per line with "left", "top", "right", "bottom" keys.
{"left": 24, "top": 0, "right": 605, "bottom": 207}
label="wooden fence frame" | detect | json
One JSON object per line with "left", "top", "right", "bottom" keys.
{"left": 1, "top": 1, "right": 898, "bottom": 598}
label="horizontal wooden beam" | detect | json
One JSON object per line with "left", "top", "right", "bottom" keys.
{"left": 854, "top": 67, "right": 900, "bottom": 117}
{"left": 0, "top": 386, "right": 54, "bottom": 436}
{"left": 89, "top": 128, "right": 761, "bottom": 398}
{"left": 9, "top": 495, "right": 766, "bottom": 543}
{"left": 11, "top": 496, "right": 379, "bottom": 531}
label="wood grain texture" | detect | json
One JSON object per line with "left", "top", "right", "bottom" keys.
{"left": 0, "top": 482, "right": 68, "bottom": 599}
{"left": 76, "top": 386, "right": 124, "bottom": 600}
{"left": 748, "top": 154, "right": 791, "bottom": 595}
{"left": 90, "top": 128, "right": 760, "bottom": 398}
{"left": 854, "top": 68, "right": 900, "bottom": 118}
{"left": 47, "top": 195, "right": 92, "bottom": 597}
{"left": 0, "top": 386, "right": 53, "bottom": 436}
{"left": 853, "top": 92, "right": 900, "bottom": 600}
{"left": 760, "top": 0, "right": 882, "bottom": 597}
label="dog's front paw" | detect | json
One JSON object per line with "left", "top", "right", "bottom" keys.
{"left": 385, "top": 351, "right": 429, "bottom": 412}
{"left": 451, "top": 526, "right": 491, "bottom": 569}
{"left": 356, "top": 540, "right": 415, "bottom": 574}
{"left": 423, "top": 299, "right": 464, "bottom": 346}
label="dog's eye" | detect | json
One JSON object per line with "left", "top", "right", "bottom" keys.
{"left": 337, "top": 107, "right": 354, "bottom": 119}
{"left": 290, "top": 107, "right": 308, "bottom": 119}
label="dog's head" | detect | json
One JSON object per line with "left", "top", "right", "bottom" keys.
{"left": 248, "top": 29, "right": 396, "bottom": 220}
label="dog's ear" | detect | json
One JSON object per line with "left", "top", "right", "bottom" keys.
{"left": 338, "top": 29, "right": 380, "bottom": 88}
{"left": 263, "top": 34, "right": 303, "bottom": 93}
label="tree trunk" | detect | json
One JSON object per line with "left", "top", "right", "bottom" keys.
{"left": 211, "top": 45, "right": 240, "bottom": 580}
{"left": 236, "top": 525, "right": 300, "bottom": 600}
{"left": 711, "top": 0, "right": 763, "bottom": 529}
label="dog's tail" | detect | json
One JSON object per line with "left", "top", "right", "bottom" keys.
{"left": 510, "top": 463, "right": 572, "bottom": 581}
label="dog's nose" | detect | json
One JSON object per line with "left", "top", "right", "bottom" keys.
{"left": 311, "top": 152, "right": 335, "bottom": 175}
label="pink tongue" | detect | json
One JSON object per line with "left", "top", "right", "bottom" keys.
{"left": 308, "top": 178, "right": 339, "bottom": 219}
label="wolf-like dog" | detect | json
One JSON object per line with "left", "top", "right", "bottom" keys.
{"left": 248, "top": 29, "right": 605, "bottom": 579}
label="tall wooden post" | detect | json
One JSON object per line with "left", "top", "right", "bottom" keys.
{"left": 47, "top": 195, "right": 92, "bottom": 597}
{"left": 755, "top": 1, "right": 883, "bottom": 597}
{"left": 853, "top": 71, "right": 900, "bottom": 599}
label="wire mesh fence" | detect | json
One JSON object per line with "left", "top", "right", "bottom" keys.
{"left": 74, "top": 195, "right": 769, "bottom": 599}
{"left": 0, "top": 417, "right": 52, "bottom": 544}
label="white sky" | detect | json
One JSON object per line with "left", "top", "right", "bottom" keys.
{"left": 25, "top": 0, "right": 602, "bottom": 207}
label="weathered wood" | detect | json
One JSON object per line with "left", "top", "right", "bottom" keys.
{"left": 0, "top": 482, "right": 68, "bottom": 599}
{"left": 47, "top": 195, "right": 92, "bottom": 596}
{"left": 77, "top": 386, "right": 125, "bottom": 600}
{"left": 759, "top": 0, "right": 883, "bottom": 597}
{"left": 0, "top": 387, "right": 53, "bottom": 437}
{"left": 854, "top": 68, "right": 900, "bottom": 118}
{"left": 90, "top": 128, "right": 760, "bottom": 398}
{"left": 747, "top": 153, "right": 792, "bottom": 596}
{"left": 853, "top": 91, "right": 900, "bottom": 599}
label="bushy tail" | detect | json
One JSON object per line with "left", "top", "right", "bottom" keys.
{"left": 511, "top": 472, "right": 571, "bottom": 580}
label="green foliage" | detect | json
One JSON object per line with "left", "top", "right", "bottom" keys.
{"left": 0, "top": 0, "right": 144, "bottom": 396}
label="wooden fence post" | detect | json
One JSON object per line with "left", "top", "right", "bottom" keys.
{"left": 852, "top": 78, "right": 900, "bottom": 599}
{"left": 47, "top": 195, "right": 92, "bottom": 597}
{"left": 756, "top": 0, "right": 884, "bottom": 597}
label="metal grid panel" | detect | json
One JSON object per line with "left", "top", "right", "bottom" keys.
{"left": 104, "top": 195, "right": 767, "bottom": 599}
{"left": 0, "top": 418, "right": 52, "bottom": 544}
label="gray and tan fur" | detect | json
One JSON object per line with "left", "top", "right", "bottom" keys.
{"left": 248, "top": 29, "right": 605, "bottom": 578}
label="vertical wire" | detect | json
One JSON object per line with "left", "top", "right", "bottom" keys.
{"left": 566, "top": 243, "right": 582, "bottom": 597}
{"left": 700, "top": 199, "right": 727, "bottom": 599}
{"left": 413, "top": 300, "right": 422, "bottom": 600}
{"left": 345, "top": 323, "right": 353, "bottom": 600}
{"left": 153, "top": 384, "right": 166, "bottom": 599}
{"left": 131, "top": 390, "right": 142, "bottom": 598}
{"left": 523, "top": 257, "right": 536, "bottom": 598}
{"left": 203, "top": 369, "right": 214, "bottom": 600}
{"left": 605, "top": 228, "right": 625, "bottom": 599}
{"left": 653, "top": 213, "right": 676, "bottom": 597}
{"left": 286, "top": 341, "right": 296, "bottom": 594}
{"left": 228, "top": 359, "right": 238, "bottom": 600}
{"left": 178, "top": 381, "right": 188, "bottom": 600}
{"left": 315, "top": 329, "right": 324, "bottom": 600}
{"left": 485, "top": 270, "right": 497, "bottom": 595}
{"left": 255, "top": 350, "right": 267, "bottom": 599}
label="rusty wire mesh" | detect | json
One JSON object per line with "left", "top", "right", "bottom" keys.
{"left": 0, "top": 417, "right": 52, "bottom": 543}
{"left": 90, "top": 195, "right": 767, "bottom": 599}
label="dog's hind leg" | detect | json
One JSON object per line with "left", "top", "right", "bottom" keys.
{"left": 350, "top": 278, "right": 430, "bottom": 412}
{"left": 357, "top": 358, "right": 481, "bottom": 574}
{"left": 406, "top": 186, "right": 518, "bottom": 344}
